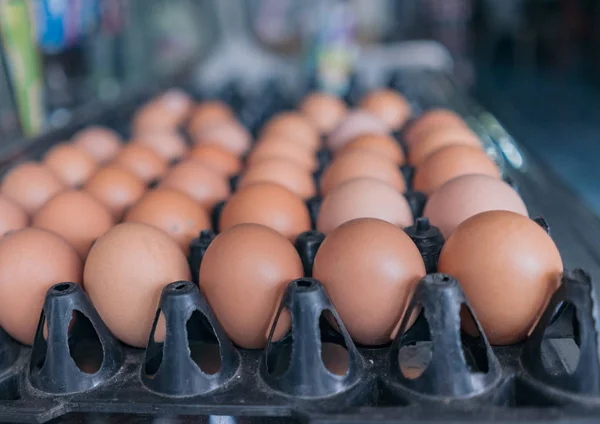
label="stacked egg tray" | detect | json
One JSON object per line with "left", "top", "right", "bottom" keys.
{"left": 0, "top": 71, "right": 599, "bottom": 424}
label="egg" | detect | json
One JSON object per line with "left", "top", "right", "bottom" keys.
{"left": 43, "top": 143, "right": 98, "bottom": 188}
{"left": 155, "top": 89, "right": 194, "bottom": 123}
{"left": 0, "top": 228, "right": 82, "bottom": 345}
{"left": 192, "top": 121, "right": 251, "bottom": 156}
{"left": 112, "top": 144, "right": 168, "bottom": 184}
{"left": 260, "top": 112, "right": 320, "bottom": 152}
{"left": 84, "top": 223, "right": 191, "bottom": 347}
{"left": 240, "top": 159, "right": 316, "bottom": 199}
{"left": 299, "top": 92, "right": 348, "bottom": 134}
{"left": 247, "top": 136, "right": 318, "bottom": 172}
{"left": 404, "top": 109, "right": 467, "bottom": 147}
{"left": 359, "top": 89, "right": 411, "bottom": 130}
{"left": 320, "top": 150, "right": 406, "bottom": 196}
{"left": 0, "top": 162, "right": 65, "bottom": 215}
{"left": 317, "top": 178, "right": 413, "bottom": 233}
{"left": 424, "top": 174, "right": 528, "bottom": 239}
{"left": 413, "top": 145, "right": 501, "bottom": 194}
{"left": 199, "top": 223, "right": 304, "bottom": 348}
{"left": 220, "top": 182, "right": 311, "bottom": 240}
{"left": 326, "top": 110, "right": 389, "bottom": 151}
{"left": 160, "top": 159, "right": 230, "bottom": 210}
{"left": 84, "top": 166, "right": 146, "bottom": 219}
{"left": 336, "top": 133, "right": 405, "bottom": 165}
{"left": 0, "top": 195, "right": 28, "bottom": 237}
{"left": 187, "top": 100, "right": 235, "bottom": 135}
{"left": 33, "top": 190, "right": 115, "bottom": 258}
{"left": 125, "top": 189, "right": 211, "bottom": 253}
{"left": 133, "top": 91, "right": 194, "bottom": 134}
{"left": 132, "top": 131, "right": 188, "bottom": 162}
{"left": 72, "top": 126, "right": 122, "bottom": 164}
{"left": 438, "top": 211, "right": 563, "bottom": 345}
{"left": 313, "top": 218, "right": 426, "bottom": 345}
{"left": 408, "top": 125, "right": 482, "bottom": 166}
{"left": 188, "top": 144, "right": 242, "bottom": 176}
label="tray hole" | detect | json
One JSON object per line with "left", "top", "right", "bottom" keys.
{"left": 541, "top": 301, "right": 581, "bottom": 376}
{"left": 266, "top": 307, "right": 293, "bottom": 378}
{"left": 320, "top": 311, "right": 349, "bottom": 376}
{"left": 186, "top": 310, "right": 221, "bottom": 375}
{"left": 144, "top": 309, "right": 165, "bottom": 377}
{"left": 174, "top": 282, "right": 187, "bottom": 291}
{"left": 399, "top": 304, "right": 432, "bottom": 380}
{"left": 295, "top": 279, "right": 316, "bottom": 291}
{"left": 68, "top": 310, "right": 103, "bottom": 374}
{"left": 459, "top": 305, "right": 489, "bottom": 373}
{"left": 52, "top": 283, "right": 72, "bottom": 292}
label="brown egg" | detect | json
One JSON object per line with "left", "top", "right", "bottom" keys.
{"left": 240, "top": 159, "right": 316, "bottom": 199}
{"left": 404, "top": 109, "right": 467, "bottom": 147}
{"left": 320, "top": 150, "right": 406, "bottom": 196}
{"left": 313, "top": 218, "right": 426, "bottom": 345}
{"left": 0, "top": 162, "right": 65, "bottom": 215}
{"left": 187, "top": 101, "right": 235, "bottom": 135}
{"left": 199, "top": 223, "right": 304, "bottom": 348}
{"left": 0, "top": 195, "right": 28, "bottom": 237}
{"left": 413, "top": 145, "right": 501, "bottom": 194}
{"left": 192, "top": 121, "right": 251, "bottom": 156}
{"left": 112, "top": 144, "right": 168, "bottom": 184}
{"left": 408, "top": 125, "right": 482, "bottom": 166}
{"left": 299, "top": 92, "right": 348, "bottom": 134}
{"left": 84, "top": 166, "right": 146, "bottom": 219}
{"left": 33, "top": 191, "right": 114, "bottom": 258}
{"left": 424, "top": 174, "right": 528, "bottom": 239}
{"left": 43, "top": 143, "right": 98, "bottom": 188}
{"left": 336, "top": 133, "right": 405, "bottom": 165}
{"left": 133, "top": 102, "right": 181, "bottom": 133}
{"left": 260, "top": 112, "right": 320, "bottom": 152}
{"left": 248, "top": 136, "right": 318, "bottom": 171}
{"left": 318, "top": 178, "right": 413, "bottom": 233}
{"left": 160, "top": 159, "right": 230, "bottom": 210}
{"left": 72, "top": 126, "right": 122, "bottom": 164}
{"left": 438, "top": 211, "right": 563, "bottom": 345}
{"left": 84, "top": 223, "right": 191, "bottom": 347}
{"left": 188, "top": 144, "right": 242, "bottom": 176}
{"left": 132, "top": 131, "right": 188, "bottom": 162}
{"left": 220, "top": 182, "right": 311, "bottom": 240}
{"left": 155, "top": 89, "right": 194, "bottom": 123}
{"left": 360, "top": 89, "right": 411, "bottom": 130}
{"left": 326, "top": 110, "right": 389, "bottom": 151}
{"left": 125, "top": 189, "right": 211, "bottom": 253}
{"left": 0, "top": 228, "right": 82, "bottom": 345}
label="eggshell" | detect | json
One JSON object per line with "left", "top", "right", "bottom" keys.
{"left": 156, "top": 89, "right": 194, "bottom": 122}
{"left": 248, "top": 136, "right": 318, "bottom": 171}
{"left": 125, "top": 189, "right": 211, "bottom": 253}
{"left": 160, "top": 159, "right": 230, "bottom": 210}
{"left": 320, "top": 150, "right": 406, "bottom": 196}
{"left": 84, "top": 223, "right": 191, "bottom": 347}
{"left": 84, "top": 166, "right": 146, "bottom": 219}
{"left": 133, "top": 102, "right": 181, "bottom": 132}
{"left": 438, "top": 211, "right": 563, "bottom": 345}
{"left": 359, "top": 89, "right": 411, "bottom": 130}
{"left": 188, "top": 144, "right": 242, "bottom": 176}
{"left": 220, "top": 182, "right": 311, "bottom": 240}
{"left": 0, "top": 228, "right": 82, "bottom": 345}
{"left": 326, "top": 110, "right": 389, "bottom": 151}
{"left": 336, "top": 133, "right": 405, "bottom": 165}
{"left": 192, "top": 121, "right": 251, "bottom": 156}
{"left": 318, "top": 178, "right": 413, "bottom": 233}
{"left": 313, "top": 218, "right": 426, "bottom": 345}
{"left": 0, "top": 195, "right": 28, "bottom": 237}
{"left": 199, "top": 223, "right": 304, "bottom": 348}
{"left": 404, "top": 109, "right": 467, "bottom": 147}
{"left": 408, "top": 125, "right": 482, "bottom": 166}
{"left": 132, "top": 131, "right": 188, "bottom": 162}
{"left": 240, "top": 159, "right": 316, "bottom": 199}
{"left": 112, "top": 144, "right": 168, "bottom": 184}
{"left": 413, "top": 145, "right": 501, "bottom": 194}
{"left": 260, "top": 112, "right": 320, "bottom": 151}
{"left": 72, "top": 126, "right": 122, "bottom": 164}
{"left": 33, "top": 191, "right": 115, "bottom": 258}
{"left": 299, "top": 92, "right": 347, "bottom": 134}
{"left": 187, "top": 101, "right": 235, "bottom": 135}
{"left": 43, "top": 143, "right": 98, "bottom": 187}
{"left": 424, "top": 174, "right": 528, "bottom": 239}
{"left": 0, "top": 162, "right": 66, "bottom": 215}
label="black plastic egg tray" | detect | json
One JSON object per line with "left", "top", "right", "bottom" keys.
{"left": 1, "top": 73, "right": 600, "bottom": 424}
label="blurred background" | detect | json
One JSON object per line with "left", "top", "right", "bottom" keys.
{"left": 1, "top": 0, "right": 599, "bottom": 212}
